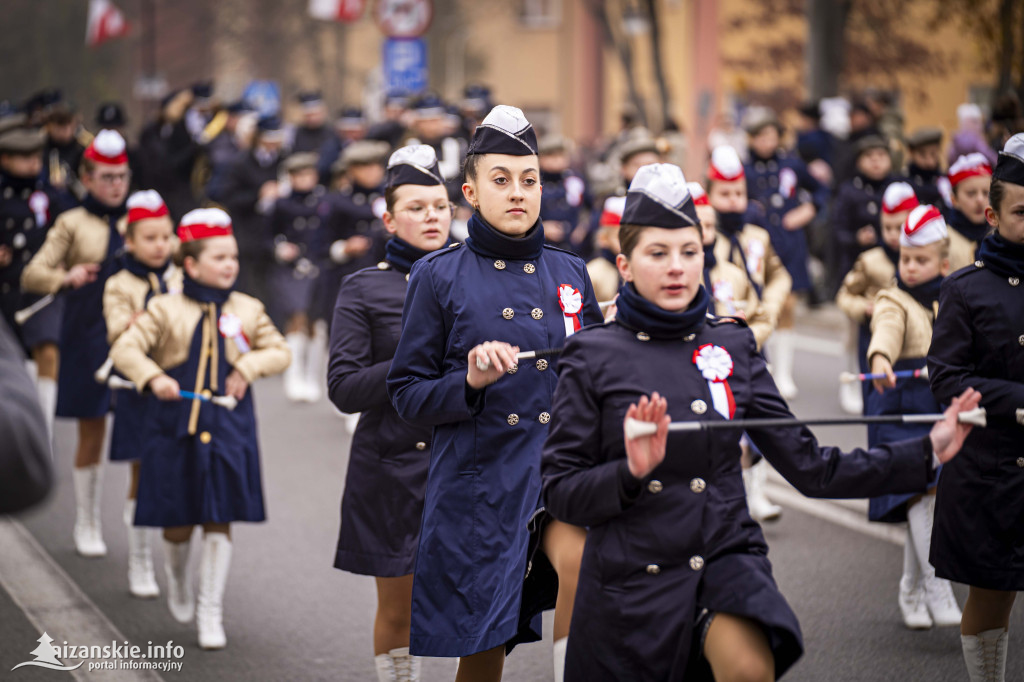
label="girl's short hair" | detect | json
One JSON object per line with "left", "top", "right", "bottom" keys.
{"left": 174, "top": 238, "right": 208, "bottom": 267}
{"left": 990, "top": 177, "right": 1013, "bottom": 213}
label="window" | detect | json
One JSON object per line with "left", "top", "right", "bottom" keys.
{"left": 520, "top": 0, "right": 562, "bottom": 28}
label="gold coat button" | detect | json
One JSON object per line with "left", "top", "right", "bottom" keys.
{"left": 1017, "top": 457, "right": 1024, "bottom": 468}
{"left": 690, "top": 478, "right": 707, "bottom": 493}
{"left": 531, "top": 308, "right": 544, "bottom": 320}
{"left": 539, "top": 412, "right": 551, "bottom": 424}
{"left": 502, "top": 308, "right": 515, "bottom": 320}
{"left": 975, "top": 260, "right": 984, "bottom": 268}
{"left": 377, "top": 261, "right": 390, "bottom": 270}
{"left": 647, "top": 480, "right": 663, "bottom": 494}
{"left": 201, "top": 389, "right": 212, "bottom": 399}
{"left": 684, "top": 333, "right": 696, "bottom": 342}
{"left": 636, "top": 331, "right": 650, "bottom": 341}
{"left": 1011, "top": 277, "right": 1021, "bottom": 287}
{"left": 691, "top": 399, "right": 707, "bottom": 415}
{"left": 689, "top": 555, "right": 705, "bottom": 571}
{"left": 507, "top": 364, "right": 518, "bottom": 374}
{"left": 524, "top": 263, "right": 536, "bottom": 274}
{"left": 1018, "top": 335, "right": 1024, "bottom": 347}
{"left": 494, "top": 259, "right": 506, "bottom": 270}
{"left": 536, "top": 359, "right": 549, "bottom": 371}
{"left": 646, "top": 564, "right": 661, "bottom": 575}
{"left": 199, "top": 431, "right": 212, "bottom": 444}
{"left": 1017, "top": 409, "right": 1024, "bottom": 425}
{"left": 507, "top": 414, "right": 519, "bottom": 426}
{"left": 416, "top": 442, "right": 427, "bottom": 451}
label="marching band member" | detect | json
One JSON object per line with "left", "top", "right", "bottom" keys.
{"left": 585, "top": 196, "right": 625, "bottom": 303}
{"left": 946, "top": 153, "right": 993, "bottom": 272}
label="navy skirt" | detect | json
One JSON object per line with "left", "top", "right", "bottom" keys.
{"left": 269, "top": 264, "right": 318, "bottom": 320}
{"left": 56, "top": 282, "right": 111, "bottom": 419}
{"left": 109, "top": 381, "right": 149, "bottom": 462}
{"left": 17, "top": 292, "right": 64, "bottom": 350}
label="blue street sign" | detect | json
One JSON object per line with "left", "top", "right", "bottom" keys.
{"left": 241, "top": 80, "right": 281, "bottom": 117}
{"left": 382, "top": 38, "right": 428, "bottom": 94}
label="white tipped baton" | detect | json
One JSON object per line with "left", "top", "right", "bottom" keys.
{"left": 94, "top": 357, "right": 115, "bottom": 383}
{"left": 476, "top": 346, "right": 565, "bottom": 371}
{"left": 624, "top": 408, "right": 988, "bottom": 440}
{"left": 106, "top": 376, "right": 238, "bottom": 410}
{"left": 840, "top": 367, "right": 929, "bottom": 384}
{"left": 14, "top": 294, "right": 55, "bottom": 325}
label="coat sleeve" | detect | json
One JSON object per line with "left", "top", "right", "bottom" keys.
{"left": 387, "top": 262, "right": 477, "bottom": 426}
{"left": 760, "top": 240, "right": 792, "bottom": 321}
{"left": 542, "top": 337, "right": 633, "bottom": 526}
{"left": 327, "top": 275, "right": 393, "bottom": 413}
{"left": 103, "top": 278, "right": 137, "bottom": 345}
{"left": 744, "top": 331, "right": 934, "bottom": 498}
{"left": 866, "top": 290, "right": 906, "bottom": 365}
{"left": 835, "top": 255, "right": 871, "bottom": 324}
{"left": 21, "top": 214, "right": 72, "bottom": 294}
{"left": 928, "top": 278, "right": 1024, "bottom": 420}
{"left": 744, "top": 295, "right": 773, "bottom": 351}
{"left": 110, "top": 302, "right": 168, "bottom": 393}
{"left": 830, "top": 187, "right": 860, "bottom": 263}
{"left": 233, "top": 305, "right": 291, "bottom": 383}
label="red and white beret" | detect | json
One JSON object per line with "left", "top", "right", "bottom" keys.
{"left": 900, "top": 204, "right": 947, "bottom": 248}
{"left": 881, "top": 182, "right": 918, "bottom": 215}
{"left": 708, "top": 146, "right": 744, "bottom": 182}
{"left": 83, "top": 129, "right": 128, "bottom": 165}
{"left": 599, "top": 196, "right": 625, "bottom": 228}
{"left": 948, "top": 153, "right": 992, "bottom": 187}
{"left": 126, "top": 190, "right": 168, "bottom": 224}
{"left": 178, "top": 208, "right": 233, "bottom": 243}
{"left": 688, "top": 182, "right": 709, "bottom": 207}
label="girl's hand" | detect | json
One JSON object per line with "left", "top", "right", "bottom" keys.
{"left": 466, "top": 341, "right": 520, "bottom": 390}
{"left": 870, "top": 355, "right": 896, "bottom": 394}
{"left": 930, "top": 388, "right": 982, "bottom": 464}
{"left": 782, "top": 203, "right": 815, "bottom": 231}
{"left": 148, "top": 374, "right": 181, "bottom": 400}
{"left": 225, "top": 369, "right": 249, "bottom": 400}
{"left": 275, "top": 241, "right": 300, "bottom": 263}
{"left": 63, "top": 263, "right": 101, "bottom": 289}
{"left": 624, "top": 392, "right": 670, "bottom": 479}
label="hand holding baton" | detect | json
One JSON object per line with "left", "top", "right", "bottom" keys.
{"left": 839, "top": 367, "right": 928, "bottom": 384}
{"left": 106, "top": 375, "right": 238, "bottom": 410}
{"left": 94, "top": 357, "right": 115, "bottom": 383}
{"left": 14, "top": 294, "right": 55, "bottom": 325}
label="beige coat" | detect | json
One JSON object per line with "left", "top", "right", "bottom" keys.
{"left": 586, "top": 256, "right": 621, "bottom": 304}
{"left": 948, "top": 229, "right": 979, "bottom": 274}
{"left": 713, "top": 226, "right": 791, "bottom": 321}
{"left": 703, "top": 259, "right": 773, "bottom": 350}
{"left": 102, "top": 266, "right": 183, "bottom": 345}
{"left": 867, "top": 286, "right": 935, "bottom": 365}
{"left": 835, "top": 247, "right": 897, "bottom": 325}
{"left": 21, "top": 206, "right": 128, "bottom": 295}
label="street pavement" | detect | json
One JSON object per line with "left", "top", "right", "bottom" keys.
{"left": 2, "top": 305, "right": 1022, "bottom": 681}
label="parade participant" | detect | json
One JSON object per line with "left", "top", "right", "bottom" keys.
{"left": 136, "top": 89, "right": 199, "bottom": 222}
{"left": 289, "top": 91, "right": 336, "bottom": 155}
{"left": 586, "top": 196, "right": 625, "bottom": 303}
{"left": 540, "top": 162, "right": 981, "bottom": 681}
{"left": 40, "top": 95, "right": 87, "bottom": 201}
{"left": 866, "top": 204, "right": 961, "bottom": 630}
{"left": 538, "top": 135, "right": 591, "bottom": 255}
{"left": 835, "top": 182, "right": 912, "bottom": 414}
{"left": 904, "top": 127, "right": 948, "bottom": 209}
{"left": 946, "top": 153, "right": 993, "bottom": 271}
{"left": 316, "top": 107, "right": 366, "bottom": 184}
{"left": 0, "top": 123, "right": 63, "bottom": 443}
{"left": 202, "top": 101, "right": 256, "bottom": 204}
{"left": 102, "top": 190, "right": 181, "bottom": 599}
{"left": 367, "top": 90, "right": 411, "bottom": 150}
{"left": 387, "top": 105, "right": 602, "bottom": 682}
{"left": 928, "top": 133, "right": 1024, "bottom": 682}
{"left": 328, "top": 145, "right": 451, "bottom": 682}
{"left": 109, "top": 207, "right": 290, "bottom": 650}
{"left": 270, "top": 152, "right": 330, "bottom": 403}
{"left": 22, "top": 129, "right": 131, "bottom": 557}
{"left": 618, "top": 133, "right": 661, "bottom": 188}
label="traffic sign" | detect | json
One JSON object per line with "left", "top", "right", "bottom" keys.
{"left": 374, "top": 0, "right": 432, "bottom": 38}
{"left": 382, "top": 38, "right": 428, "bottom": 94}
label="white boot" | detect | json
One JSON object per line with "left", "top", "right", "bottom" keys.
{"left": 839, "top": 379, "right": 863, "bottom": 415}
{"left": 743, "top": 460, "right": 782, "bottom": 522}
{"left": 770, "top": 330, "right": 799, "bottom": 399}
{"left": 72, "top": 465, "right": 106, "bottom": 557}
{"left": 283, "top": 332, "right": 308, "bottom": 403}
{"left": 36, "top": 376, "right": 57, "bottom": 456}
{"left": 961, "top": 628, "right": 1008, "bottom": 682}
{"left": 123, "top": 500, "right": 159, "bottom": 598}
{"left": 897, "top": 528, "right": 932, "bottom": 629}
{"left": 302, "top": 321, "right": 327, "bottom": 403}
{"left": 907, "top": 495, "right": 961, "bottom": 626}
{"left": 374, "top": 647, "right": 421, "bottom": 682}
{"left": 553, "top": 637, "right": 567, "bottom": 682}
{"left": 164, "top": 538, "right": 195, "bottom": 623}
{"left": 197, "top": 532, "right": 232, "bottom": 650}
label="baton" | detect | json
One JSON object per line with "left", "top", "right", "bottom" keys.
{"left": 14, "top": 294, "right": 55, "bottom": 325}
{"left": 840, "top": 367, "right": 928, "bottom": 384}
{"left": 94, "top": 357, "right": 115, "bottom": 383}
{"left": 476, "top": 346, "right": 565, "bottom": 371}
{"left": 623, "top": 408, "right": 988, "bottom": 440}
{"left": 106, "top": 376, "right": 239, "bottom": 410}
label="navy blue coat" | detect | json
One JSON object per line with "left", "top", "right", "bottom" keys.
{"left": 387, "top": 241, "right": 601, "bottom": 657}
{"left": 268, "top": 187, "right": 330, "bottom": 320}
{"left": 539, "top": 170, "right": 591, "bottom": 254}
{"left": 829, "top": 174, "right": 896, "bottom": 284}
{"left": 542, "top": 317, "right": 936, "bottom": 681}
{"left": 928, "top": 261, "right": 1024, "bottom": 590}
{"left": 328, "top": 262, "right": 432, "bottom": 577}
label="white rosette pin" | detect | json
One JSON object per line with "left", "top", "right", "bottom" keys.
{"left": 558, "top": 284, "right": 583, "bottom": 337}
{"left": 692, "top": 343, "right": 735, "bottom": 420}
{"left": 218, "top": 312, "right": 250, "bottom": 353}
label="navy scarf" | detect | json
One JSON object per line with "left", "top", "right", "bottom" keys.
{"left": 183, "top": 274, "right": 232, "bottom": 305}
{"left": 81, "top": 193, "right": 126, "bottom": 270}
{"left": 881, "top": 242, "right": 899, "bottom": 266}
{"left": 385, "top": 236, "right": 432, "bottom": 274}
{"left": 978, "top": 232, "right": 1024, "bottom": 280}
{"left": 702, "top": 242, "right": 717, "bottom": 292}
{"left": 615, "top": 281, "right": 710, "bottom": 341}
{"left": 948, "top": 209, "right": 991, "bottom": 244}
{"left": 897, "top": 274, "right": 944, "bottom": 313}
{"left": 714, "top": 210, "right": 763, "bottom": 298}
{"left": 464, "top": 212, "right": 545, "bottom": 260}
{"left": 121, "top": 254, "right": 170, "bottom": 301}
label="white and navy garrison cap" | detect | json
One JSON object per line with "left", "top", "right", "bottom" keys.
{"left": 621, "top": 163, "right": 699, "bottom": 229}
{"left": 994, "top": 133, "right": 1024, "bottom": 186}
{"left": 466, "top": 105, "right": 538, "bottom": 156}
{"left": 386, "top": 144, "right": 444, "bottom": 188}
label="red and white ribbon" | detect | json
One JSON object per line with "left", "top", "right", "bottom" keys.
{"left": 558, "top": 284, "right": 583, "bottom": 337}
{"left": 692, "top": 343, "right": 735, "bottom": 419}
{"left": 218, "top": 313, "right": 250, "bottom": 353}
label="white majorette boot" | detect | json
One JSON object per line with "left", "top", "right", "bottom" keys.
{"left": 374, "top": 647, "right": 421, "bottom": 682}
{"left": 123, "top": 499, "right": 159, "bottom": 598}
{"left": 72, "top": 464, "right": 107, "bottom": 557}
{"left": 961, "top": 628, "right": 1008, "bottom": 682}
{"left": 770, "top": 330, "right": 799, "bottom": 399}
{"left": 897, "top": 527, "right": 932, "bottom": 629}
{"left": 553, "top": 637, "right": 568, "bottom": 682}
{"left": 743, "top": 460, "right": 782, "bottom": 522}
{"left": 197, "top": 532, "right": 232, "bottom": 650}
{"left": 283, "top": 332, "right": 308, "bottom": 403}
{"left": 302, "top": 320, "right": 328, "bottom": 403}
{"left": 907, "top": 495, "right": 961, "bottom": 626}
{"left": 164, "top": 538, "right": 195, "bottom": 623}
{"left": 839, "top": 378, "right": 863, "bottom": 415}
{"left": 36, "top": 376, "right": 57, "bottom": 456}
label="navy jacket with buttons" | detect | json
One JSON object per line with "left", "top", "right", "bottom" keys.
{"left": 829, "top": 173, "right": 898, "bottom": 283}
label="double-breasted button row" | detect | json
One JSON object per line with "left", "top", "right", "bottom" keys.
{"left": 690, "top": 478, "right": 706, "bottom": 493}
{"left": 535, "top": 359, "right": 549, "bottom": 371}
{"left": 689, "top": 555, "right": 704, "bottom": 571}
{"left": 507, "top": 414, "right": 519, "bottom": 426}
{"left": 494, "top": 259, "right": 506, "bottom": 270}
{"left": 501, "top": 308, "right": 546, "bottom": 320}
{"left": 507, "top": 413, "right": 551, "bottom": 425}
{"left": 647, "top": 480, "right": 663, "bottom": 494}
{"left": 691, "top": 399, "right": 707, "bottom": 415}
{"left": 524, "top": 263, "right": 536, "bottom": 274}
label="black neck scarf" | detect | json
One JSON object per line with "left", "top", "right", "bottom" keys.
{"left": 614, "top": 281, "right": 710, "bottom": 341}
{"left": 81, "top": 193, "right": 127, "bottom": 270}
{"left": 121, "top": 253, "right": 170, "bottom": 302}
{"left": 897, "top": 273, "right": 944, "bottom": 313}
{"left": 881, "top": 242, "right": 900, "bottom": 266}
{"left": 464, "top": 212, "right": 545, "bottom": 261}
{"left": 702, "top": 242, "right": 717, "bottom": 292}
{"left": 385, "top": 236, "right": 432, "bottom": 274}
{"left": 948, "top": 208, "right": 991, "bottom": 244}
{"left": 183, "top": 273, "right": 232, "bottom": 305}
{"left": 978, "top": 232, "right": 1024, "bottom": 280}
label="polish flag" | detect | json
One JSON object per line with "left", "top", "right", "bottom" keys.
{"left": 86, "top": 0, "right": 130, "bottom": 47}
{"left": 308, "top": 0, "right": 365, "bottom": 22}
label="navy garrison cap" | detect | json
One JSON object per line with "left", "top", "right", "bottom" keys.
{"left": 621, "top": 163, "right": 699, "bottom": 229}
{"left": 994, "top": 133, "right": 1024, "bottom": 186}
{"left": 466, "top": 105, "right": 538, "bottom": 157}
{"left": 386, "top": 144, "right": 444, "bottom": 188}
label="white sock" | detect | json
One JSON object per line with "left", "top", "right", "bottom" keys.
{"left": 553, "top": 637, "right": 568, "bottom": 682}
{"left": 36, "top": 377, "right": 57, "bottom": 455}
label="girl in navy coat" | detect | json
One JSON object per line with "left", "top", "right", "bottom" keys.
{"left": 928, "top": 133, "right": 1024, "bottom": 682}
{"left": 541, "top": 162, "right": 980, "bottom": 681}
{"left": 328, "top": 144, "right": 451, "bottom": 682}
{"left": 387, "top": 105, "right": 602, "bottom": 681}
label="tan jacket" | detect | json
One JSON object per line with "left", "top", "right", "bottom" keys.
{"left": 703, "top": 259, "right": 773, "bottom": 349}
{"left": 867, "top": 286, "right": 935, "bottom": 365}
{"left": 102, "top": 266, "right": 184, "bottom": 345}
{"left": 21, "top": 206, "right": 128, "bottom": 295}
{"left": 948, "top": 229, "right": 979, "bottom": 274}
{"left": 713, "top": 226, "right": 792, "bottom": 321}
{"left": 835, "top": 247, "right": 896, "bottom": 324}
{"left": 586, "top": 256, "right": 621, "bottom": 304}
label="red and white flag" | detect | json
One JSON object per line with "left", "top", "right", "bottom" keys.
{"left": 86, "top": 0, "right": 130, "bottom": 47}
{"left": 308, "top": 0, "right": 365, "bottom": 22}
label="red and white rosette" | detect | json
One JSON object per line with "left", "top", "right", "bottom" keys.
{"left": 558, "top": 284, "right": 583, "bottom": 337}
{"left": 692, "top": 343, "right": 735, "bottom": 419}
{"left": 218, "top": 313, "right": 250, "bottom": 353}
